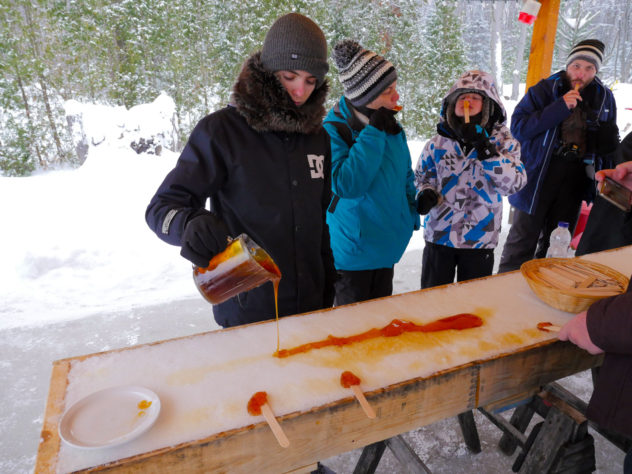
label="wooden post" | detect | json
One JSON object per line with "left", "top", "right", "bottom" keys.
{"left": 353, "top": 441, "right": 387, "bottom": 474}
{"left": 496, "top": 403, "right": 536, "bottom": 455}
{"left": 457, "top": 411, "right": 482, "bottom": 453}
{"left": 525, "top": 0, "right": 561, "bottom": 91}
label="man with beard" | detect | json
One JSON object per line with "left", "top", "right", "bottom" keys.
{"left": 146, "top": 13, "right": 336, "bottom": 329}
{"left": 499, "top": 39, "right": 619, "bottom": 272}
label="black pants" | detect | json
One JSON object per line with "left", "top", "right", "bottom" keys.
{"left": 421, "top": 241, "right": 494, "bottom": 289}
{"left": 334, "top": 268, "right": 394, "bottom": 306}
{"left": 625, "top": 448, "right": 632, "bottom": 474}
{"left": 499, "top": 158, "right": 587, "bottom": 273}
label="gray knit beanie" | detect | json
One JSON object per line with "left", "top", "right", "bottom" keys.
{"left": 332, "top": 40, "right": 397, "bottom": 107}
{"left": 261, "top": 13, "right": 329, "bottom": 86}
{"left": 566, "top": 39, "right": 605, "bottom": 72}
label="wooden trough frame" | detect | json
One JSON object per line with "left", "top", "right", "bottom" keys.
{"left": 36, "top": 246, "right": 630, "bottom": 473}
{"left": 36, "top": 334, "right": 599, "bottom": 473}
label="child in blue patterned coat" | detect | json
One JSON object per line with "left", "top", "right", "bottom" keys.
{"left": 414, "top": 70, "right": 526, "bottom": 288}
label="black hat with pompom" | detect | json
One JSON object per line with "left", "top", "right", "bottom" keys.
{"left": 332, "top": 40, "right": 397, "bottom": 106}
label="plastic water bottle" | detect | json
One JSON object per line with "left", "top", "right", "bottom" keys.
{"left": 546, "top": 221, "right": 572, "bottom": 258}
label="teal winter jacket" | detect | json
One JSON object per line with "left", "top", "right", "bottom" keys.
{"left": 323, "top": 96, "right": 419, "bottom": 271}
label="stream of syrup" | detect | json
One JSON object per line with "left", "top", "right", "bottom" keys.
{"left": 274, "top": 313, "right": 483, "bottom": 359}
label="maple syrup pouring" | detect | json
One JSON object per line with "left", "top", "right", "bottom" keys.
{"left": 274, "top": 313, "right": 483, "bottom": 358}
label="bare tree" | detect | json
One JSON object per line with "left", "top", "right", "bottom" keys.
{"left": 490, "top": 1, "right": 504, "bottom": 94}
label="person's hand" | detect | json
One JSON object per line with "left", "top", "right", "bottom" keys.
{"left": 369, "top": 107, "right": 402, "bottom": 135}
{"left": 562, "top": 88, "right": 582, "bottom": 110}
{"left": 461, "top": 123, "right": 497, "bottom": 160}
{"left": 596, "top": 161, "right": 632, "bottom": 190}
{"left": 416, "top": 188, "right": 440, "bottom": 215}
{"left": 180, "top": 212, "right": 231, "bottom": 268}
{"left": 558, "top": 311, "right": 604, "bottom": 355}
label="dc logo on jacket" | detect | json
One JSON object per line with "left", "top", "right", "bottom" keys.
{"left": 307, "top": 154, "right": 324, "bottom": 179}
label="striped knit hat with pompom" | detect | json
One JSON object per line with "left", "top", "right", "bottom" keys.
{"left": 332, "top": 40, "right": 397, "bottom": 107}
{"left": 566, "top": 39, "right": 605, "bottom": 73}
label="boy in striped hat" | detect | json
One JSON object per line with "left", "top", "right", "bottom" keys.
{"left": 323, "top": 40, "right": 419, "bottom": 305}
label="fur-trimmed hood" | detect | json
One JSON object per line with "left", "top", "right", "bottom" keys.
{"left": 231, "top": 52, "right": 329, "bottom": 135}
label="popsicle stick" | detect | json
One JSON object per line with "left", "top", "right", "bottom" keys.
{"left": 577, "top": 276, "right": 597, "bottom": 288}
{"left": 463, "top": 99, "right": 470, "bottom": 123}
{"left": 260, "top": 403, "right": 290, "bottom": 448}
{"left": 574, "top": 83, "right": 580, "bottom": 92}
{"left": 350, "top": 384, "right": 376, "bottom": 419}
{"left": 547, "top": 265, "right": 584, "bottom": 284}
{"left": 538, "top": 267, "right": 576, "bottom": 288}
{"left": 551, "top": 263, "right": 593, "bottom": 282}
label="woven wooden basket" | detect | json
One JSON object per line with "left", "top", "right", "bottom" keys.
{"left": 521, "top": 258, "right": 629, "bottom": 313}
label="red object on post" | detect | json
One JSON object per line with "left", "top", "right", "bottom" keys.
{"left": 518, "top": 0, "right": 541, "bottom": 25}
{"left": 570, "top": 201, "right": 592, "bottom": 249}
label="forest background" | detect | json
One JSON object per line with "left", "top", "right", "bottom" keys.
{"left": 2, "top": 0, "right": 632, "bottom": 177}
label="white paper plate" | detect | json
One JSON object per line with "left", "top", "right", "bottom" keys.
{"left": 59, "top": 385, "right": 161, "bottom": 449}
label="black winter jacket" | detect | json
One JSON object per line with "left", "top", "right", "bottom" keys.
{"left": 146, "top": 53, "right": 335, "bottom": 328}
{"left": 586, "top": 274, "right": 632, "bottom": 438}
{"left": 576, "top": 132, "right": 632, "bottom": 256}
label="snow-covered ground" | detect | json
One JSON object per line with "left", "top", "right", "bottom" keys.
{"left": 2, "top": 83, "right": 631, "bottom": 473}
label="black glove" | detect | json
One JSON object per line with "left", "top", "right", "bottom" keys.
{"left": 461, "top": 123, "right": 497, "bottom": 160}
{"left": 369, "top": 107, "right": 402, "bottom": 135}
{"left": 416, "top": 189, "right": 439, "bottom": 215}
{"left": 180, "top": 212, "right": 231, "bottom": 267}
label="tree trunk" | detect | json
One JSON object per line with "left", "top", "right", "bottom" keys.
{"left": 39, "top": 75, "right": 64, "bottom": 163}
{"left": 512, "top": 22, "right": 528, "bottom": 100}
{"left": 15, "top": 68, "right": 44, "bottom": 167}
{"left": 490, "top": 2, "right": 504, "bottom": 95}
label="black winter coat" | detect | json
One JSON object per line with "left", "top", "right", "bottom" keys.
{"left": 146, "top": 53, "right": 335, "bottom": 328}
{"left": 576, "top": 132, "right": 632, "bottom": 256}
{"left": 586, "top": 274, "right": 632, "bottom": 438}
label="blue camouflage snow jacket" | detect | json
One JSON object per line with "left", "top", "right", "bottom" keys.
{"left": 414, "top": 70, "right": 526, "bottom": 249}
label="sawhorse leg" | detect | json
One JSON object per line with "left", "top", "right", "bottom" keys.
{"left": 483, "top": 389, "right": 596, "bottom": 473}
{"left": 353, "top": 435, "right": 431, "bottom": 474}
{"left": 497, "top": 403, "right": 536, "bottom": 455}
{"left": 457, "top": 410, "right": 482, "bottom": 453}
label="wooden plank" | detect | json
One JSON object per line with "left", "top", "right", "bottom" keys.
{"left": 457, "top": 411, "right": 481, "bottom": 453}
{"left": 477, "top": 341, "right": 601, "bottom": 407}
{"left": 74, "top": 364, "right": 478, "bottom": 473}
{"left": 384, "top": 435, "right": 431, "bottom": 474}
{"left": 518, "top": 409, "right": 578, "bottom": 473}
{"left": 36, "top": 340, "right": 600, "bottom": 473}
{"left": 525, "top": 0, "right": 561, "bottom": 91}
{"left": 37, "top": 245, "right": 630, "bottom": 473}
{"left": 353, "top": 441, "right": 387, "bottom": 474}
{"left": 35, "top": 360, "right": 71, "bottom": 474}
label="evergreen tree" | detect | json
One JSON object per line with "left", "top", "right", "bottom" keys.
{"left": 553, "top": 0, "right": 598, "bottom": 72}
{"left": 415, "top": 1, "right": 467, "bottom": 136}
